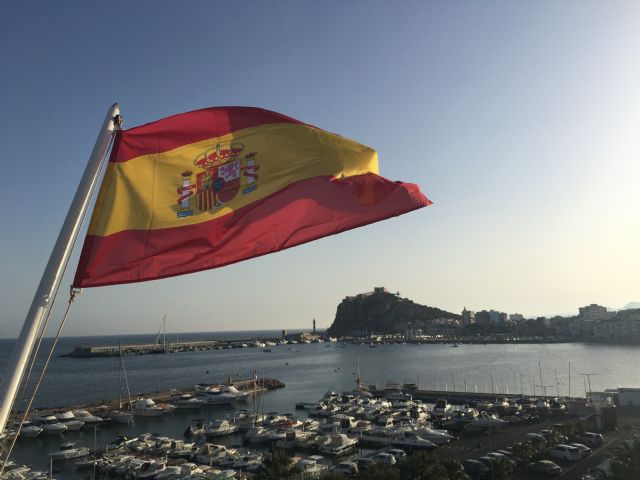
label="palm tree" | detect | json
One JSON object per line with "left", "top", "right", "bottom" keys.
{"left": 358, "top": 461, "right": 400, "bottom": 480}
{"left": 441, "top": 458, "right": 471, "bottom": 479}
{"left": 610, "top": 438, "right": 640, "bottom": 479}
{"left": 256, "top": 447, "right": 300, "bottom": 480}
{"left": 511, "top": 440, "right": 536, "bottom": 466}
{"left": 396, "top": 451, "right": 447, "bottom": 480}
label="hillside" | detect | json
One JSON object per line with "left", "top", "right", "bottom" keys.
{"left": 326, "top": 287, "right": 460, "bottom": 337}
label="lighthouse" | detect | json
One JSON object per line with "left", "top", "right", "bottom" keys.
{"left": 313, "top": 318, "right": 316, "bottom": 334}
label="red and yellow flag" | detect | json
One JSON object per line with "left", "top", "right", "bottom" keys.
{"left": 73, "top": 107, "right": 431, "bottom": 287}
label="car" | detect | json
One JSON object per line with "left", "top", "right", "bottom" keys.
{"left": 486, "top": 452, "right": 517, "bottom": 470}
{"left": 526, "top": 432, "right": 547, "bottom": 443}
{"left": 373, "top": 452, "right": 396, "bottom": 465}
{"left": 540, "top": 429, "right": 568, "bottom": 444}
{"left": 334, "top": 461, "right": 358, "bottom": 477}
{"left": 570, "top": 442, "right": 592, "bottom": 458}
{"left": 549, "top": 444, "right": 582, "bottom": 461}
{"left": 529, "top": 460, "right": 562, "bottom": 476}
{"left": 355, "top": 457, "right": 375, "bottom": 471}
{"left": 463, "top": 459, "right": 491, "bottom": 479}
{"left": 575, "top": 432, "right": 604, "bottom": 448}
{"left": 388, "top": 448, "right": 406, "bottom": 459}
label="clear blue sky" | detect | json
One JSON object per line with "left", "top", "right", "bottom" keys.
{"left": 1, "top": 1, "right": 639, "bottom": 337}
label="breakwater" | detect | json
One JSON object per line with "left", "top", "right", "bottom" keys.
{"left": 61, "top": 338, "right": 283, "bottom": 357}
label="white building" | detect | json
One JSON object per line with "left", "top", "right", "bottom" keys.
{"left": 579, "top": 304, "right": 614, "bottom": 322}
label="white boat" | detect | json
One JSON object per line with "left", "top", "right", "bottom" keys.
{"left": 108, "top": 410, "right": 134, "bottom": 424}
{"left": 431, "top": 399, "right": 453, "bottom": 417}
{"left": 17, "top": 421, "right": 43, "bottom": 438}
{"left": 196, "top": 385, "right": 249, "bottom": 405}
{"left": 48, "top": 442, "right": 90, "bottom": 461}
{"left": 172, "top": 393, "right": 205, "bottom": 409}
{"left": 55, "top": 411, "right": 84, "bottom": 431}
{"left": 72, "top": 410, "right": 103, "bottom": 425}
{"left": 404, "top": 427, "right": 452, "bottom": 445}
{"left": 205, "top": 419, "right": 239, "bottom": 437}
{"left": 133, "top": 398, "right": 165, "bottom": 416}
{"left": 469, "top": 411, "right": 508, "bottom": 429}
{"left": 36, "top": 415, "right": 68, "bottom": 435}
{"left": 297, "top": 455, "right": 329, "bottom": 477}
{"left": 135, "top": 460, "right": 166, "bottom": 479}
{"left": 317, "top": 433, "right": 358, "bottom": 455}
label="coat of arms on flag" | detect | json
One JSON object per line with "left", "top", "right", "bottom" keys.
{"left": 177, "top": 142, "right": 260, "bottom": 218}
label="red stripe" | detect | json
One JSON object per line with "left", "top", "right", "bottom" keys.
{"left": 73, "top": 173, "right": 431, "bottom": 288}
{"left": 112, "top": 107, "right": 308, "bottom": 163}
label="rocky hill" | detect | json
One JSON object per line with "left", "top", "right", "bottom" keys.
{"left": 326, "top": 287, "right": 460, "bottom": 337}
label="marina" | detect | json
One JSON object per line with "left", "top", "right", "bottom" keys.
{"left": 3, "top": 336, "right": 640, "bottom": 478}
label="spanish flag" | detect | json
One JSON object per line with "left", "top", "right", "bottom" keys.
{"left": 73, "top": 107, "right": 431, "bottom": 288}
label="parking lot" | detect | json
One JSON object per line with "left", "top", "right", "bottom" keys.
{"left": 434, "top": 415, "right": 639, "bottom": 479}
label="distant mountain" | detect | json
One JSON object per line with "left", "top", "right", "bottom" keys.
{"left": 326, "top": 287, "right": 460, "bottom": 337}
{"left": 622, "top": 302, "right": 640, "bottom": 310}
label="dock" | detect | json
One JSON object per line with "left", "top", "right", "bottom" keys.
{"left": 61, "top": 338, "right": 282, "bottom": 357}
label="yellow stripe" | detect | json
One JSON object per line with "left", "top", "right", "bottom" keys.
{"left": 89, "top": 123, "right": 378, "bottom": 236}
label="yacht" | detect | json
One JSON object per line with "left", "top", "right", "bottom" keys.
{"left": 297, "top": 455, "right": 329, "bottom": 477}
{"left": 36, "top": 415, "right": 68, "bottom": 435}
{"left": 406, "top": 426, "right": 454, "bottom": 445}
{"left": 17, "top": 421, "right": 43, "bottom": 438}
{"left": 205, "top": 419, "right": 239, "bottom": 437}
{"left": 135, "top": 460, "right": 166, "bottom": 479}
{"left": 431, "top": 399, "right": 453, "bottom": 417}
{"left": 72, "top": 410, "right": 103, "bottom": 426}
{"left": 172, "top": 393, "right": 205, "bottom": 409}
{"left": 48, "top": 442, "right": 90, "bottom": 461}
{"left": 133, "top": 398, "right": 166, "bottom": 416}
{"left": 196, "top": 385, "right": 249, "bottom": 405}
{"left": 108, "top": 410, "right": 134, "bottom": 424}
{"left": 469, "top": 411, "right": 509, "bottom": 429}
{"left": 317, "top": 433, "right": 358, "bottom": 455}
{"left": 55, "top": 411, "right": 84, "bottom": 431}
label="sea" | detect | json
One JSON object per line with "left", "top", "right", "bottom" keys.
{"left": 1, "top": 330, "right": 640, "bottom": 476}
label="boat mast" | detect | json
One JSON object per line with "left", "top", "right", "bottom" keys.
{"left": 0, "top": 104, "right": 120, "bottom": 438}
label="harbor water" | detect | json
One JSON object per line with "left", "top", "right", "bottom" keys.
{"left": 1, "top": 331, "right": 640, "bottom": 475}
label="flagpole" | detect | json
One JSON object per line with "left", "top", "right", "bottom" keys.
{"left": 0, "top": 103, "right": 120, "bottom": 437}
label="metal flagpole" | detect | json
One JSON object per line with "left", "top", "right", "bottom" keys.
{"left": 0, "top": 104, "right": 120, "bottom": 437}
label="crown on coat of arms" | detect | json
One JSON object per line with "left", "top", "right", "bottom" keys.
{"left": 194, "top": 142, "right": 245, "bottom": 170}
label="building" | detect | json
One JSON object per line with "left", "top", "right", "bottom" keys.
{"left": 579, "top": 304, "right": 614, "bottom": 322}
{"left": 510, "top": 313, "right": 524, "bottom": 323}
{"left": 488, "top": 310, "right": 508, "bottom": 325}
{"left": 461, "top": 308, "right": 475, "bottom": 326}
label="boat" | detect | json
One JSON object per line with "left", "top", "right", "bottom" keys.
{"left": 297, "top": 455, "right": 329, "bottom": 477}
{"left": 54, "top": 411, "right": 84, "bottom": 431}
{"left": 72, "top": 409, "right": 103, "bottom": 425}
{"left": 17, "top": 421, "right": 43, "bottom": 438}
{"left": 431, "top": 399, "right": 453, "bottom": 417}
{"left": 108, "top": 345, "right": 135, "bottom": 424}
{"left": 135, "top": 460, "right": 166, "bottom": 479}
{"left": 48, "top": 442, "right": 90, "bottom": 461}
{"left": 196, "top": 384, "right": 249, "bottom": 405}
{"left": 317, "top": 433, "right": 358, "bottom": 455}
{"left": 35, "top": 415, "right": 67, "bottom": 435}
{"left": 468, "top": 411, "right": 509, "bottom": 429}
{"left": 172, "top": 393, "right": 205, "bottom": 409}
{"left": 133, "top": 398, "right": 166, "bottom": 416}
{"left": 205, "top": 419, "right": 239, "bottom": 437}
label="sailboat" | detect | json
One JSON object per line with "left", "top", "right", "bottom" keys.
{"left": 108, "top": 345, "right": 134, "bottom": 424}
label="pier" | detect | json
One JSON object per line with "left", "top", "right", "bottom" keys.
{"left": 61, "top": 337, "right": 283, "bottom": 357}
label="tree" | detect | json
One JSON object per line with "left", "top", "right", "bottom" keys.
{"left": 358, "top": 461, "right": 400, "bottom": 480}
{"left": 610, "top": 438, "right": 640, "bottom": 480}
{"left": 396, "top": 451, "right": 447, "bottom": 480}
{"left": 441, "top": 458, "right": 471, "bottom": 479}
{"left": 255, "top": 447, "right": 300, "bottom": 480}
